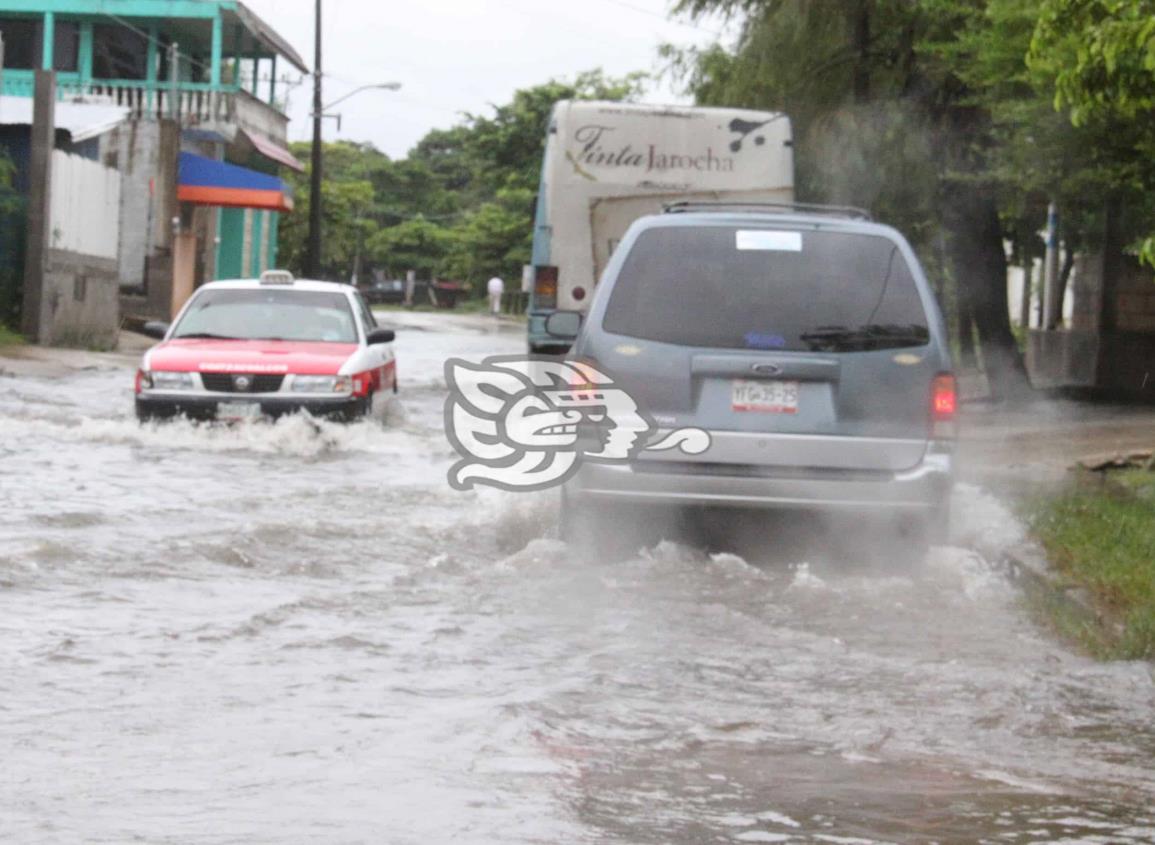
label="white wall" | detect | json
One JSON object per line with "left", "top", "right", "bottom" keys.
{"left": 49, "top": 150, "right": 121, "bottom": 261}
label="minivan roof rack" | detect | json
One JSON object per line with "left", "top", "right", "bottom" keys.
{"left": 662, "top": 201, "right": 872, "bottom": 221}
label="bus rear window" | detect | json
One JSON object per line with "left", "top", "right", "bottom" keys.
{"left": 602, "top": 227, "right": 929, "bottom": 352}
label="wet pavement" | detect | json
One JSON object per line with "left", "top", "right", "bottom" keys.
{"left": 1, "top": 313, "right": 1153, "bottom": 844}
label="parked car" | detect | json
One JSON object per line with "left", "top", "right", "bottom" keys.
{"left": 362, "top": 278, "right": 406, "bottom": 305}
{"left": 135, "top": 271, "right": 397, "bottom": 422}
{"left": 550, "top": 204, "right": 955, "bottom": 550}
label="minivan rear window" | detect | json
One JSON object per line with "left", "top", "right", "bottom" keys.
{"left": 602, "top": 227, "right": 930, "bottom": 352}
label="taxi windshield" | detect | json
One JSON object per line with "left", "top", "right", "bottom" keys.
{"left": 172, "top": 288, "right": 358, "bottom": 344}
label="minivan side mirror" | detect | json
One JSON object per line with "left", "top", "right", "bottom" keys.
{"left": 366, "top": 327, "right": 396, "bottom": 345}
{"left": 141, "top": 321, "right": 169, "bottom": 340}
{"left": 545, "top": 311, "right": 582, "bottom": 340}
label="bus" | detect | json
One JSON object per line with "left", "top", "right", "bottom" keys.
{"left": 527, "top": 100, "right": 794, "bottom": 353}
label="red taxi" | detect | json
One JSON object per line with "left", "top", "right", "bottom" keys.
{"left": 135, "top": 271, "right": 397, "bottom": 422}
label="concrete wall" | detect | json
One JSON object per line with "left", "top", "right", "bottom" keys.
{"left": 40, "top": 248, "right": 120, "bottom": 349}
{"left": 118, "top": 252, "right": 174, "bottom": 322}
{"left": 105, "top": 119, "right": 178, "bottom": 293}
{"left": 1026, "top": 329, "right": 1099, "bottom": 389}
{"left": 1112, "top": 261, "right": 1155, "bottom": 333}
{"left": 1027, "top": 253, "right": 1155, "bottom": 393}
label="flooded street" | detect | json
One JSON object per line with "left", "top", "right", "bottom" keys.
{"left": 2, "top": 314, "right": 1153, "bottom": 844}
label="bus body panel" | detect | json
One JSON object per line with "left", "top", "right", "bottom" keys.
{"left": 528, "top": 100, "right": 794, "bottom": 352}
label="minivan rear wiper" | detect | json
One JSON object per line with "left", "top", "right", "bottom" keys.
{"left": 799, "top": 323, "right": 929, "bottom": 351}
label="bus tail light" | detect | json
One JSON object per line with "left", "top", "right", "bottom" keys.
{"left": 534, "top": 265, "right": 558, "bottom": 309}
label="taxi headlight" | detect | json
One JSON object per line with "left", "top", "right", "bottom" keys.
{"left": 146, "top": 371, "right": 195, "bottom": 391}
{"left": 291, "top": 375, "right": 351, "bottom": 393}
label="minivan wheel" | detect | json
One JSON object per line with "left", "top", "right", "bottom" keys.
{"left": 889, "top": 507, "right": 948, "bottom": 571}
{"left": 559, "top": 488, "right": 598, "bottom": 545}
{"left": 560, "top": 489, "right": 653, "bottom": 561}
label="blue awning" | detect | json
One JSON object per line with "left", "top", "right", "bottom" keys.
{"left": 176, "top": 152, "right": 293, "bottom": 212}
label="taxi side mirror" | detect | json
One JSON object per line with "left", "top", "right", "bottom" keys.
{"left": 367, "top": 328, "right": 395, "bottom": 345}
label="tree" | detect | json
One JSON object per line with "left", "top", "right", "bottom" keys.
{"left": 443, "top": 188, "right": 536, "bottom": 284}
{"left": 366, "top": 217, "right": 457, "bottom": 280}
{"left": 279, "top": 159, "right": 374, "bottom": 280}
{"left": 1029, "top": 0, "right": 1155, "bottom": 264}
{"left": 669, "top": 0, "right": 1040, "bottom": 398}
{"left": 0, "top": 152, "right": 24, "bottom": 327}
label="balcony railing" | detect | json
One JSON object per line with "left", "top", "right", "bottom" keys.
{"left": 1, "top": 75, "right": 289, "bottom": 143}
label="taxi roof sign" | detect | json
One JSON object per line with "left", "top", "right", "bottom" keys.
{"left": 259, "top": 270, "right": 295, "bottom": 285}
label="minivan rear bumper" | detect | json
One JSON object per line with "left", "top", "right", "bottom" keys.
{"left": 565, "top": 446, "right": 953, "bottom": 512}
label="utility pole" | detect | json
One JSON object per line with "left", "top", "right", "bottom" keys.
{"left": 22, "top": 70, "right": 55, "bottom": 342}
{"left": 306, "top": 0, "right": 323, "bottom": 278}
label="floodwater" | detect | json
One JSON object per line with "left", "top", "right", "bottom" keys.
{"left": 1, "top": 314, "right": 1153, "bottom": 844}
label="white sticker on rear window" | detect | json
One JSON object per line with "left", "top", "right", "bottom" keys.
{"left": 735, "top": 230, "right": 803, "bottom": 252}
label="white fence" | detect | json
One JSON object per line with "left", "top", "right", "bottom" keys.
{"left": 50, "top": 151, "right": 121, "bottom": 260}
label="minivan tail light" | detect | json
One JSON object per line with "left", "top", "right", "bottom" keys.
{"left": 932, "top": 373, "right": 957, "bottom": 420}
{"left": 566, "top": 357, "right": 602, "bottom": 396}
{"left": 534, "top": 265, "right": 558, "bottom": 310}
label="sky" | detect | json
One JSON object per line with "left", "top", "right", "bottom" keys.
{"left": 242, "top": 0, "right": 733, "bottom": 159}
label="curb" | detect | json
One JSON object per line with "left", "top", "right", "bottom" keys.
{"left": 981, "top": 537, "right": 1127, "bottom": 645}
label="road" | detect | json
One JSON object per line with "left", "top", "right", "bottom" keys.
{"left": 2, "top": 313, "right": 1153, "bottom": 844}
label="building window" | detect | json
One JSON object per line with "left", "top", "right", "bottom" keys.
{"left": 73, "top": 275, "right": 87, "bottom": 303}
{"left": 0, "top": 19, "right": 41, "bottom": 70}
{"left": 92, "top": 24, "right": 149, "bottom": 80}
{"left": 53, "top": 22, "right": 79, "bottom": 73}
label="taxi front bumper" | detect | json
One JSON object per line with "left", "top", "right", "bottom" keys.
{"left": 135, "top": 393, "right": 369, "bottom": 422}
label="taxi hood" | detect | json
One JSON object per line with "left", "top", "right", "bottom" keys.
{"left": 146, "top": 339, "right": 358, "bottom": 375}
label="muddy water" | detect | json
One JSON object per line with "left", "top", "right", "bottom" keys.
{"left": 1, "top": 315, "right": 1153, "bottom": 844}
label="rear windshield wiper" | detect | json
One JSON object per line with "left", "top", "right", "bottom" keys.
{"left": 799, "top": 323, "right": 929, "bottom": 351}
{"left": 174, "top": 332, "right": 241, "bottom": 340}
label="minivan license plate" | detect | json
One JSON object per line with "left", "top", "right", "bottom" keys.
{"left": 731, "top": 379, "right": 799, "bottom": 414}
{"left": 217, "top": 401, "right": 261, "bottom": 420}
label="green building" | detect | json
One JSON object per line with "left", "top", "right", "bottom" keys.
{"left": 0, "top": 0, "right": 308, "bottom": 320}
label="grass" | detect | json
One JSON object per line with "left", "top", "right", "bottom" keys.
{"left": 0, "top": 324, "right": 23, "bottom": 347}
{"left": 1026, "top": 470, "right": 1155, "bottom": 660}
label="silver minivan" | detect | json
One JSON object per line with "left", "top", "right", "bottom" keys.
{"left": 555, "top": 205, "right": 955, "bottom": 550}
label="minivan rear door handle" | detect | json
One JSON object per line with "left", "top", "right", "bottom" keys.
{"left": 691, "top": 354, "right": 841, "bottom": 382}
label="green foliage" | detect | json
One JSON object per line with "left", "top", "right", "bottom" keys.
{"left": 1029, "top": 0, "right": 1155, "bottom": 263}
{"left": 279, "top": 69, "right": 645, "bottom": 287}
{"left": 279, "top": 163, "right": 374, "bottom": 281}
{"left": 0, "top": 323, "right": 23, "bottom": 346}
{"left": 443, "top": 188, "right": 536, "bottom": 284}
{"left": 1031, "top": 0, "right": 1155, "bottom": 123}
{"left": 0, "top": 152, "right": 25, "bottom": 329}
{"left": 366, "top": 217, "right": 456, "bottom": 280}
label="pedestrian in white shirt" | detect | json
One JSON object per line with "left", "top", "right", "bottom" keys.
{"left": 487, "top": 276, "right": 505, "bottom": 315}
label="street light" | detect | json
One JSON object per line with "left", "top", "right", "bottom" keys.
{"left": 303, "top": 0, "right": 402, "bottom": 278}
{"left": 322, "top": 82, "right": 401, "bottom": 113}
{"left": 310, "top": 83, "right": 401, "bottom": 133}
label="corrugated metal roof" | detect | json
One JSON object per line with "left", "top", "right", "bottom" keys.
{"left": 231, "top": 2, "right": 310, "bottom": 74}
{"left": 0, "top": 96, "right": 129, "bottom": 142}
